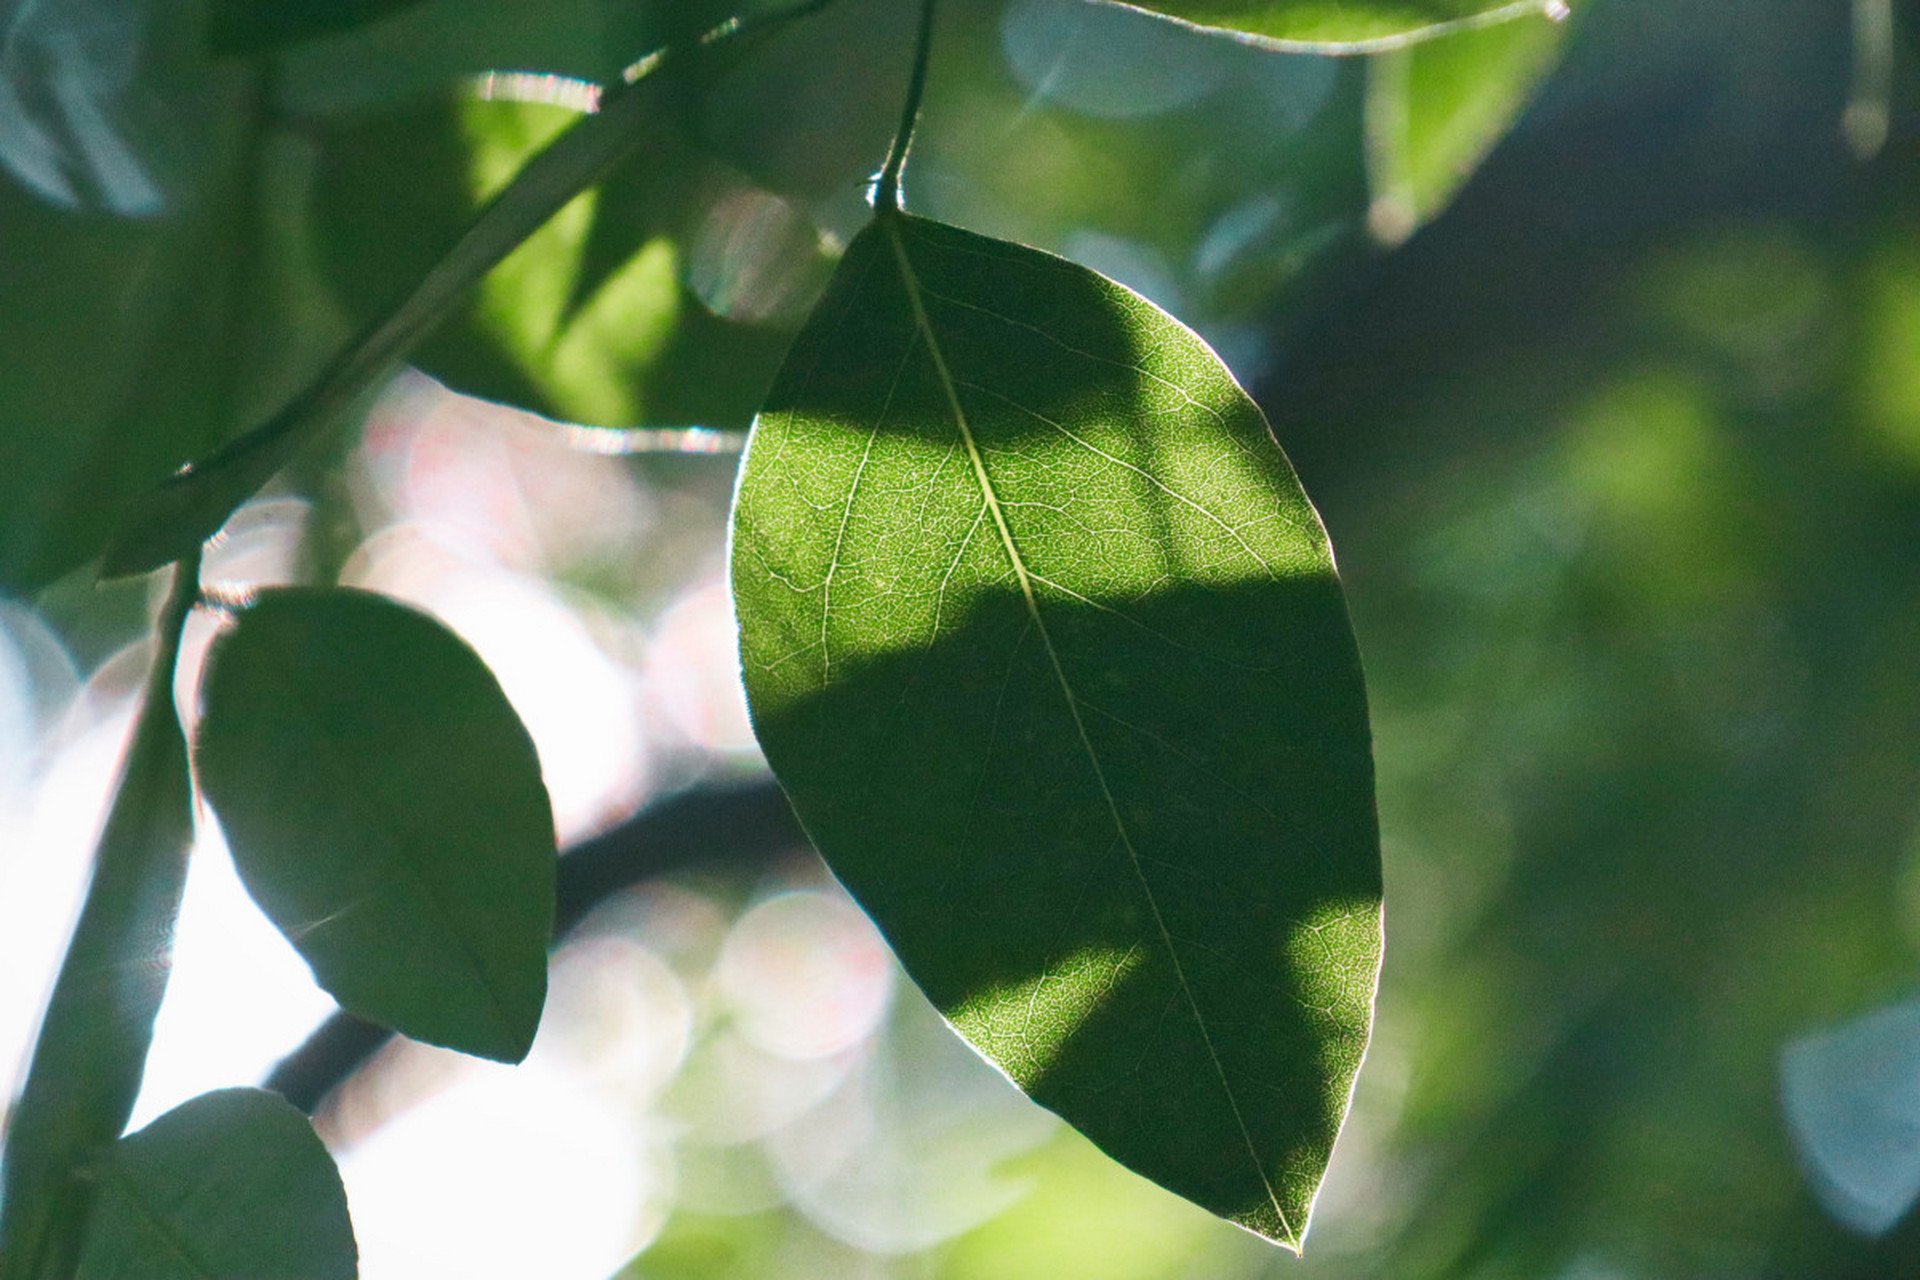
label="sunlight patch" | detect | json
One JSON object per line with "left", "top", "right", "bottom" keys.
{"left": 951, "top": 945, "right": 1146, "bottom": 1087}
{"left": 1284, "top": 901, "right": 1384, "bottom": 1034}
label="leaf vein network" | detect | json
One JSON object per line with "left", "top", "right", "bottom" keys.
{"left": 954, "top": 612, "right": 1034, "bottom": 872}
{"left": 915, "top": 283, "right": 1232, "bottom": 433}
{"left": 1023, "top": 572, "right": 1280, "bottom": 673}
{"left": 881, "top": 212, "right": 1295, "bottom": 1244}
{"left": 956, "top": 378, "right": 1294, "bottom": 576}
{"left": 820, "top": 346, "right": 904, "bottom": 671}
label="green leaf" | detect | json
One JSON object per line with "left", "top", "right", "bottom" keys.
{"left": 1105, "top": 0, "right": 1564, "bottom": 51}
{"left": 0, "top": 559, "right": 201, "bottom": 1280}
{"left": 1364, "top": 13, "right": 1566, "bottom": 241}
{"left": 209, "top": 0, "right": 435, "bottom": 54}
{"left": 731, "top": 211, "right": 1382, "bottom": 1250}
{"left": 309, "top": 92, "right": 815, "bottom": 433}
{"left": 74, "top": 1088, "right": 355, "bottom": 1280}
{"left": 194, "top": 588, "right": 555, "bottom": 1062}
{"left": 98, "top": 79, "right": 664, "bottom": 579}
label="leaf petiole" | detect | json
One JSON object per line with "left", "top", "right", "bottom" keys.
{"left": 873, "top": 0, "right": 937, "bottom": 211}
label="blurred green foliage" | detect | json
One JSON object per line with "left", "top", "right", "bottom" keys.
{"left": 1257, "top": 1, "right": 1920, "bottom": 1271}
{"left": 4, "top": 0, "right": 1568, "bottom": 595}
{"left": 5, "top": 0, "right": 1920, "bottom": 1275}
{"left": 631, "top": 0, "right": 1920, "bottom": 1274}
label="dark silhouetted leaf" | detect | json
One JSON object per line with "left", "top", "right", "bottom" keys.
{"left": 1107, "top": 0, "right": 1563, "bottom": 51}
{"left": 732, "top": 211, "right": 1382, "bottom": 1250}
{"left": 75, "top": 1089, "right": 355, "bottom": 1280}
{"left": 195, "top": 588, "right": 555, "bottom": 1062}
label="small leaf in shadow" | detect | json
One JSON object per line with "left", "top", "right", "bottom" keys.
{"left": 195, "top": 587, "right": 555, "bottom": 1062}
{"left": 76, "top": 1088, "right": 355, "bottom": 1280}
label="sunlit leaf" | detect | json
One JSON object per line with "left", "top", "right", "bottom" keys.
{"left": 209, "top": 0, "right": 435, "bottom": 54}
{"left": 1103, "top": 0, "right": 1563, "bottom": 51}
{"left": 1364, "top": 13, "right": 1565, "bottom": 242}
{"left": 195, "top": 588, "right": 555, "bottom": 1062}
{"left": 732, "top": 211, "right": 1382, "bottom": 1249}
{"left": 74, "top": 1089, "right": 355, "bottom": 1280}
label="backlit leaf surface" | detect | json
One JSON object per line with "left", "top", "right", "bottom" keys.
{"left": 1105, "top": 0, "right": 1562, "bottom": 50}
{"left": 74, "top": 1089, "right": 355, "bottom": 1280}
{"left": 732, "top": 211, "right": 1382, "bottom": 1248}
{"left": 195, "top": 588, "right": 554, "bottom": 1062}
{"left": 1364, "top": 14, "right": 1565, "bottom": 241}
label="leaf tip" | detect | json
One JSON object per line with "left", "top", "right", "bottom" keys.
{"left": 474, "top": 973, "right": 549, "bottom": 1066}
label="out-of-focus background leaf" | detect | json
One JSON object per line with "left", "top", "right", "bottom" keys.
{"left": 0, "top": 0, "right": 334, "bottom": 595}
{"left": 1363, "top": 14, "right": 1565, "bottom": 242}
{"left": 1099, "top": 0, "right": 1560, "bottom": 50}
{"left": 7, "top": 0, "right": 1920, "bottom": 1277}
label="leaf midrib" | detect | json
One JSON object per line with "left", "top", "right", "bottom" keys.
{"left": 878, "top": 212, "right": 1296, "bottom": 1245}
